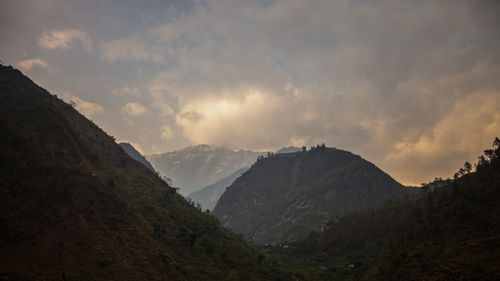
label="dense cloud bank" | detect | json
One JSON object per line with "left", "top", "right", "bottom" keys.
{"left": 2, "top": 0, "right": 499, "bottom": 184}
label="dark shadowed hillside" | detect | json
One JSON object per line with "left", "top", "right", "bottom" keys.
{"left": 277, "top": 139, "right": 500, "bottom": 280}
{"left": 213, "top": 146, "right": 415, "bottom": 244}
{"left": 0, "top": 66, "right": 295, "bottom": 281}
{"left": 188, "top": 147, "right": 301, "bottom": 211}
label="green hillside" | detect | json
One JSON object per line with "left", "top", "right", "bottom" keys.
{"left": 2, "top": 64, "right": 497, "bottom": 281}
{"left": 213, "top": 146, "right": 416, "bottom": 244}
{"left": 0, "top": 65, "right": 294, "bottom": 281}
{"left": 276, "top": 139, "right": 500, "bottom": 280}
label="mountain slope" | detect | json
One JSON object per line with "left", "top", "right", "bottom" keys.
{"left": 281, "top": 139, "right": 500, "bottom": 280}
{"left": 0, "top": 65, "right": 294, "bottom": 281}
{"left": 188, "top": 147, "right": 302, "bottom": 210}
{"left": 119, "top": 142, "right": 155, "bottom": 171}
{"left": 146, "top": 145, "right": 264, "bottom": 195}
{"left": 213, "top": 146, "right": 413, "bottom": 244}
{"left": 189, "top": 168, "right": 248, "bottom": 211}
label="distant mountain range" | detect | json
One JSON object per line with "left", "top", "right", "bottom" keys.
{"left": 186, "top": 146, "right": 302, "bottom": 210}
{"left": 188, "top": 168, "right": 248, "bottom": 211}
{"left": 119, "top": 142, "right": 155, "bottom": 171}
{"left": 213, "top": 146, "right": 416, "bottom": 244}
{"left": 146, "top": 145, "right": 265, "bottom": 195}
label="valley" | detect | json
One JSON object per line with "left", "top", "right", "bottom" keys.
{"left": 2, "top": 1, "right": 499, "bottom": 279}
{"left": 1, "top": 66, "right": 499, "bottom": 280}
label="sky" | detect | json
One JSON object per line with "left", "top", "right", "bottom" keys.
{"left": 1, "top": 0, "right": 499, "bottom": 185}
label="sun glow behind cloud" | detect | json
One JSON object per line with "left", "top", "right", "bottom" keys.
{"left": 383, "top": 91, "right": 500, "bottom": 185}
{"left": 176, "top": 88, "right": 297, "bottom": 150}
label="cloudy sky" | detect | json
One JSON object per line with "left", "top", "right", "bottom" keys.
{"left": 1, "top": 0, "right": 499, "bottom": 185}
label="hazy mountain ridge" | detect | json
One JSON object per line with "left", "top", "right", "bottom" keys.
{"left": 119, "top": 142, "right": 155, "bottom": 171}
{"left": 0, "top": 66, "right": 295, "bottom": 281}
{"left": 213, "top": 146, "right": 416, "bottom": 244}
{"left": 146, "top": 145, "right": 265, "bottom": 195}
{"left": 188, "top": 167, "right": 248, "bottom": 211}
{"left": 186, "top": 146, "right": 301, "bottom": 210}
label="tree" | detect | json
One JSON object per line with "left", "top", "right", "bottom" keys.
{"left": 477, "top": 155, "right": 488, "bottom": 168}
{"left": 162, "top": 176, "right": 174, "bottom": 187}
{"left": 464, "top": 162, "right": 472, "bottom": 174}
{"left": 456, "top": 168, "right": 466, "bottom": 178}
{"left": 482, "top": 137, "right": 500, "bottom": 161}
{"left": 484, "top": 149, "right": 495, "bottom": 161}
{"left": 494, "top": 137, "right": 500, "bottom": 149}
{"left": 493, "top": 137, "right": 500, "bottom": 158}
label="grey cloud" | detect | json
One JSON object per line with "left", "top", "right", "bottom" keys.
{"left": 17, "top": 59, "right": 50, "bottom": 71}
{"left": 3, "top": 0, "right": 499, "bottom": 185}
{"left": 142, "top": 0, "right": 500, "bottom": 183}
{"left": 39, "top": 29, "right": 93, "bottom": 52}
{"left": 178, "top": 111, "right": 204, "bottom": 123}
{"left": 100, "top": 36, "right": 164, "bottom": 62}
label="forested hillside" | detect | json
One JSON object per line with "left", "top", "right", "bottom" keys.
{"left": 275, "top": 139, "right": 500, "bottom": 280}
{"left": 213, "top": 146, "right": 415, "bottom": 243}
{"left": 0, "top": 65, "right": 294, "bottom": 281}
